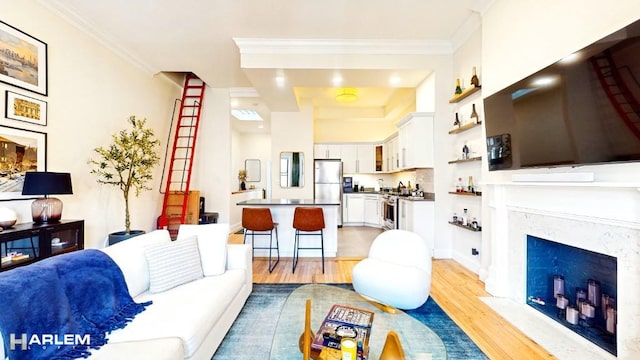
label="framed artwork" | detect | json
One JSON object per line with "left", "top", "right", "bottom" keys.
{"left": 0, "top": 125, "right": 47, "bottom": 201}
{"left": 0, "top": 20, "right": 48, "bottom": 96}
{"left": 4, "top": 91, "right": 47, "bottom": 126}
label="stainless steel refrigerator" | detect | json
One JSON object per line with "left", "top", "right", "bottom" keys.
{"left": 314, "top": 159, "right": 343, "bottom": 226}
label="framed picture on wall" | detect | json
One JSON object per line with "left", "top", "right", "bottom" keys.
{"left": 4, "top": 91, "right": 47, "bottom": 126}
{"left": 0, "top": 20, "right": 48, "bottom": 96}
{"left": 0, "top": 125, "right": 47, "bottom": 201}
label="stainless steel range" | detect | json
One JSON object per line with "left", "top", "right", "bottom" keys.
{"left": 382, "top": 194, "right": 397, "bottom": 230}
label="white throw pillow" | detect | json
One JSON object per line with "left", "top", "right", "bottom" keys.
{"left": 144, "top": 236, "right": 204, "bottom": 293}
{"left": 177, "top": 223, "right": 229, "bottom": 276}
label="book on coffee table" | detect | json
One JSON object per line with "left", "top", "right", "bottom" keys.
{"left": 312, "top": 303, "right": 374, "bottom": 358}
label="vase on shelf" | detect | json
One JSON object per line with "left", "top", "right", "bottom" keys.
{"left": 470, "top": 66, "right": 480, "bottom": 87}
{"left": 240, "top": 181, "right": 246, "bottom": 191}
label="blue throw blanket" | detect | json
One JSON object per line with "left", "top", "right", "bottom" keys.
{"left": 0, "top": 249, "right": 152, "bottom": 359}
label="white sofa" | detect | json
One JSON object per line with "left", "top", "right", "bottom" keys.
{"left": 0, "top": 223, "right": 252, "bottom": 360}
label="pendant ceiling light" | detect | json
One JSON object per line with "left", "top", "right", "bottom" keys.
{"left": 335, "top": 87, "right": 358, "bottom": 103}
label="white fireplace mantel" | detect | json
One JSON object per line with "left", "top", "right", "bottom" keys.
{"left": 481, "top": 182, "right": 640, "bottom": 359}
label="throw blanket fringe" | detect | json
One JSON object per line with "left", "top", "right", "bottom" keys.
{"left": 0, "top": 249, "right": 152, "bottom": 360}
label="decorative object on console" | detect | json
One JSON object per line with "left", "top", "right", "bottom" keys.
{"left": 238, "top": 169, "right": 247, "bottom": 190}
{"left": 0, "top": 20, "right": 48, "bottom": 96}
{"left": 21, "top": 171, "right": 72, "bottom": 223}
{"left": 0, "top": 207, "right": 17, "bottom": 228}
{"left": 89, "top": 116, "right": 160, "bottom": 239}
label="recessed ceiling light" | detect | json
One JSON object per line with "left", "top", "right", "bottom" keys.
{"left": 332, "top": 76, "right": 343, "bottom": 86}
{"left": 230, "top": 99, "right": 239, "bottom": 107}
{"left": 559, "top": 52, "right": 581, "bottom": 64}
{"left": 389, "top": 76, "right": 401, "bottom": 85}
{"left": 231, "top": 109, "right": 263, "bottom": 121}
{"left": 275, "top": 76, "right": 285, "bottom": 87}
{"left": 532, "top": 76, "right": 557, "bottom": 87}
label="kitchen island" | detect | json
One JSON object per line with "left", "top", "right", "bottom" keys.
{"left": 235, "top": 199, "right": 340, "bottom": 258}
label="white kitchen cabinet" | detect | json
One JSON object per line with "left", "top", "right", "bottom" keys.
{"left": 364, "top": 195, "right": 381, "bottom": 226}
{"left": 396, "top": 112, "right": 434, "bottom": 169}
{"left": 387, "top": 136, "right": 399, "bottom": 172}
{"left": 343, "top": 194, "right": 365, "bottom": 224}
{"left": 398, "top": 199, "right": 435, "bottom": 254}
{"left": 314, "top": 144, "right": 341, "bottom": 159}
{"left": 341, "top": 143, "right": 375, "bottom": 174}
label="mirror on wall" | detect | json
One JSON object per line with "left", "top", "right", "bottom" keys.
{"left": 244, "top": 159, "right": 261, "bottom": 182}
{"left": 280, "top": 152, "right": 304, "bottom": 188}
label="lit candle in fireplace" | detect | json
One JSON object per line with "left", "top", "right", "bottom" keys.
{"left": 553, "top": 275, "right": 565, "bottom": 298}
{"left": 556, "top": 294, "right": 568, "bottom": 309}
{"left": 581, "top": 301, "right": 596, "bottom": 319}
{"left": 606, "top": 306, "right": 616, "bottom": 334}
{"left": 602, "top": 294, "right": 615, "bottom": 320}
{"left": 587, "top": 279, "right": 601, "bottom": 307}
{"left": 566, "top": 306, "right": 579, "bottom": 325}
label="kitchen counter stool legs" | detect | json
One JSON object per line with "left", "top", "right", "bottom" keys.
{"left": 242, "top": 207, "right": 280, "bottom": 272}
{"left": 292, "top": 207, "right": 325, "bottom": 274}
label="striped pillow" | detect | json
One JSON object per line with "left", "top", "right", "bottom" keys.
{"left": 144, "top": 235, "right": 204, "bottom": 293}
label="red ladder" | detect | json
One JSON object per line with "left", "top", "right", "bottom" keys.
{"left": 590, "top": 51, "right": 640, "bottom": 140}
{"left": 158, "top": 73, "right": 205, "bottom": 238}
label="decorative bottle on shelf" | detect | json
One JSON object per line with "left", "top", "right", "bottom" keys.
{"left": 471, "top": 217, "right": 479, "bottom": 230}
{"left": 452, "top": 213, "right": 458, "bottom": 223}
{"left": 471, "top": 66, "right": 480, "bottom": 87}
{"left": 470, "top": 104, "right": 479, "bottom": 124}
{"left": 456, "top": 177, "right": 464, "bottom": 192}
{"left": 468, "top": 176, "right": 475, "bottom": 193}
{"left": 461, "top": 209, "right": 468, "bottom": 226}
{"left": 462, "top": 142, "right": 469, "bottom": 159}
{"left": 453, "top": 113, "right": 461, "bottom": 128}
{"left": 455, "top": 78, "right": 462, "bottom": 95}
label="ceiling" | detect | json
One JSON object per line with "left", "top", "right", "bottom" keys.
{"left": 44, "top": 0, "right": 489, "bottom": 134}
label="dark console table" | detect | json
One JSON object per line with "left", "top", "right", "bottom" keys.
{"left": 0, "top": 219, "right": 84, "bottom": 272}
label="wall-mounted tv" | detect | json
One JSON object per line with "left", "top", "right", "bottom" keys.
{"left": 484, "top": 18, "right": 640, "bottom": 171}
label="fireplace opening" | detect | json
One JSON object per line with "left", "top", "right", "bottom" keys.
{"left": 526, "top": 235, "right": 617, "bottom": 356}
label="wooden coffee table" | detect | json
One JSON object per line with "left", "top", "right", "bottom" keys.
{"left": 269, "top": 284, "right": 447, "bottom": 359}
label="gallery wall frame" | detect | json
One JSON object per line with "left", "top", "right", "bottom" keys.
{"left": 0, "top": 125, "right": 47, "bottom": 201}
{"left": 4, "top": 90, "right": 47, "bottom": 126}
{"left": 0, "top": 20, "right": 48, "bottom": 96}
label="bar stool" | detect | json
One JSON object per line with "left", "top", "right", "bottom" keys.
{"left": 292, "top": 207, "right": 325, "bottom": 274}
{"left": 242, "top": 207, "right": 279, "bottom": 272}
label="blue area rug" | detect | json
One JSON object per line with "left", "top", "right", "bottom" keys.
{"left": 212, "top": 284, "right": 487, "bottom": 359}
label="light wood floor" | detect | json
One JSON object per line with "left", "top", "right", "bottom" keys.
{"left": 229, "top": 232, "right": 555, "bottom": 359}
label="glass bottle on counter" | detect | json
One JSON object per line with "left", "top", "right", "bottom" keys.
{"left": 455, "top": 78, "right": 462, "bottom": 95}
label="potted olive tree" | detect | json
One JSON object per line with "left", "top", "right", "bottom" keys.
{"left": 89, "top": 115, "right": 161, "bottom": 245}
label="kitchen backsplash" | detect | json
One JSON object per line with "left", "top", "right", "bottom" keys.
{"left": 346, "top": 168, "right": 434, "bottom": 192}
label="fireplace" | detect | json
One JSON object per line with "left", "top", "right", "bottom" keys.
{"left": 526, "top": 235, "right": 617, "bottom": 355}
{"left": 479, "top": 182, "right": 640, "bottom": 359}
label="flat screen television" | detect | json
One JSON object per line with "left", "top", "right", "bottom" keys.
{"left": 484, "top": 18, "right": 640, "bottom": 171}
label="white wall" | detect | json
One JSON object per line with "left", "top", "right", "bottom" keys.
{"left": 192, "top": 88, "right": 232, "bottom": 223}
{"left": 234, "top": 132, "right": 271, "bottom": 191}
{"left": 270, "top": 101, "right": 314, "bottom": 199}
{"left": 2, "top": 1, "right": 181, "bottom": 248}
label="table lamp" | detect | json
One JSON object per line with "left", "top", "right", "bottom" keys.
{"left": 21, "top": 171, "right": 73, "bottom": 223}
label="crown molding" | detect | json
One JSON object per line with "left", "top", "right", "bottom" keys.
{"left": 39, "top": 0, "right": 158, "bottom": 74}
{"left": 234, "top": 38, "right": 454, "bottom": 56}
{"left": 450, "top": 12, "right": 482, "bottom": 52}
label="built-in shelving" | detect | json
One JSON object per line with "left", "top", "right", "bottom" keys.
{"left": 448, "top": 156, "right": 482, "bottom": 164}
{"left": 448, "top": 86, "right": 481, "bottom": 103}
{"left": 448, "top": 221, "right": 482, "bottom": 232}
{"left": 448, "top": 191, "right": 482, "bottom": 197}
{"left": 448, "top": 121, "right": 482, "bottom": 134}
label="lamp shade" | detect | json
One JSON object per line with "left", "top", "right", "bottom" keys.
{"left": 22, "top": 172, "right": 73, "bottom": 196}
